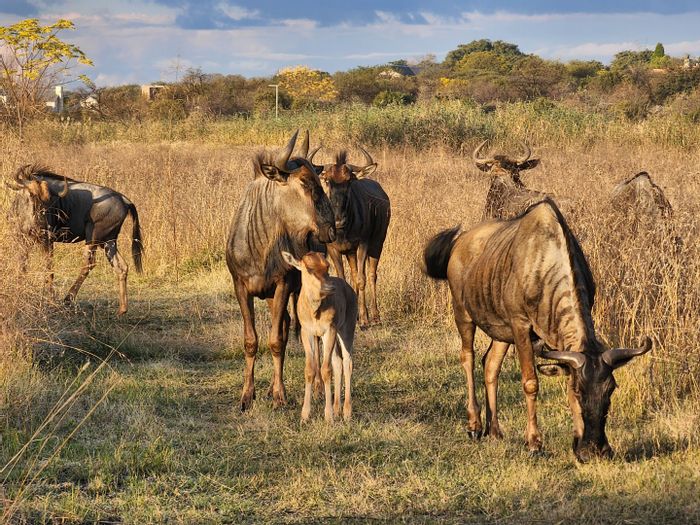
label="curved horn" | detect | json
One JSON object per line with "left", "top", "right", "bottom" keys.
{"left": 347, "top": 145, "right": 376, "bottom": 172}
{"left": 516, "top": 141, "right": 531, "bottom": 164}
{"left": 308, "top": 145, "right": 321, "bottom": 162}
{"left": 299, "top": 129, "right": 310, "bottom": 158}
{"left": 602, "top": 337, "right": 652, "bottom": 368}
{"left": 58, "top": 176, "right": 69, "bottom": 198}
{"left": 540, "top": 350, "right": 587, "bottom": 370}
{"left": 472, "top": 139, "right": 494, "bottom": 164}
{"left": 5, "top": 180, "right": 24, "bottom": 191}
{"left": 275, "top": 129, "right": 299, "bottom": 171}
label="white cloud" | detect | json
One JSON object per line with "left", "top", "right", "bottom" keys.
{"left": 217, "top": 2, "right": 259, "bottom": 21}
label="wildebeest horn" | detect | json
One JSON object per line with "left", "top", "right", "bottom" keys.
{"left": 6, "top": 168, "right": 28, "bottom": 190}
{"left": 299, "top": 130, "right": 310, "bottom": 158}
{"left": 602, "top": 337, "right": 652, "bottom": 368}
{"left": 58, "top": 176, "right": 69, "bottom": 197}
{"left": 540, "top": 349, "right": 587, "bottom": 370}
{"left": 516, "top": 141, "right": 531, "bottom": 164}
{"left": 275, "top": 130, "right": 299, "bottom": 171}
{"left": 347, "top": 146, "right": 375, "bottom": 172}
{"left": 472, "top": 140, "right": 494, "bottom": 164}
{"left": 308, "top": 145, "right": 321, "bottom": 162}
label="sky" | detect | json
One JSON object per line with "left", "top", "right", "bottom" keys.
{"left": 1, "top": 1, "right": 700, "bottom": 86}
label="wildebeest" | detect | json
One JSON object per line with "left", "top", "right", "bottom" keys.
{"left": 226, "top": 131, "right": 336, "bottom": 411}
{"left": 423, "top": 199, "right": 651, "bottom": 462}
{"left": 6, "top": 164, "right": 143, "bottom": 316}
{"left": 320, "top": 147, "right": 390, "bottom": 328}
{"left": 610, "top": 171, "right": 672, "bottom": 227}
{"left": 282, "top": 251, "right": 357, "bottom": 422}
{"left": 472, "top": 140, "right": 548, "bottom": 220}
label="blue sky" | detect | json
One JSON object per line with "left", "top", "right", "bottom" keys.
{"left": 1, "top": 1, "right": 700, "bottom": 86}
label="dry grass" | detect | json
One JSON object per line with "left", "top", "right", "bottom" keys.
{"left": 0, "top": 110, "right": 699, "bottom": 523}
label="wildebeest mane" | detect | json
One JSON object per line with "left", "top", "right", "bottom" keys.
{"left": 16, "top": 164, "right": 77, "bottom": 182}
{"left": 334, "top": 151, "right": 348, "bottom": 165}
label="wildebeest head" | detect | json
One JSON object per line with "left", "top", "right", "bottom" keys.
{"left": 473, "top": 140, "right": 540, "bottom": 184}
{"left": 282, "top": 250, "right": 335, "bottom": 298}
{"left": 320, "top": 147, "right": 377, "bottom": 236}
{"left": 610, "top": 171, "right": 672, "bottom": 222}
{"left": 6, "top": 164, "right": 69, "bottom": 238}
{"left": 537, "top": 337, "right": 652, "bottom": 462}
{"left": 256, "top": 130, "right": 335, "bottom": 244}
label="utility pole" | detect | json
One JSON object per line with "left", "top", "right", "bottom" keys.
{"left": 268, "top": 84, "right": 279, "bottom": 118}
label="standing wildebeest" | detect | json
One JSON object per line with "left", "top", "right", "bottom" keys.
{"left": 610, "top": 171, "right": 673, "bottom": 227}
{"left": 6, "top": 164, "right": 143, "bottom": 316}
{"left": 282, "top": 251, "right": 357, "bottom": 422}
{"left": 423, "top": 199, "right": 651, "bottom": 462}
{"left": 320, "top": 147, "right": 390, "bottom": 328}
{"left": 472, "top": 140, "right": 549, "bottom": 220}
{"left": 226, "top": 131, "right": 336, "bottom": 411}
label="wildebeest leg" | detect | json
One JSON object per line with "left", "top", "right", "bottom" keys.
{"left": 327, "top": 245, "right": 345, "bottom": 280}
{"left": 483, "top": 340, "right": 510, "bottom": 439}
{"left": 64, "top": 244, "right": 97, "bottom": 305}
{"left": 567, "top": 375, "right": 584, "bottom": 451}
{"left": 321, "top": 327, "right": 337, "bottom": 422}
{"left": 234, "top": 277, "right": 257, "bottom": 411}
{"left": 367, "top": 256, "right": 380, "bottom": 325}
{"left": 454, "top": 301, "right": 481, "bottom": 438}
{"left": 104, "top": 240, "right": 129, "bottom": 316}
{"left": 300, "top": 328, "right": 317, "bottom": 422}
{"left": 356, "top": 243, "right": 369, "bottom": 328}
{"left": 267, "top": 283, "right": 292, "bottom": 407}
{"left": 41, "top": 241, "right": 54, "bottom": 297}
{"left": 513, "top": 327, "right": 542, "bottom": 452}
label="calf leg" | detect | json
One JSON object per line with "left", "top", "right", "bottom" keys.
{"left": 483, "top": 340, "right": 510, "bottom": 439}
{"left": 454, "top": 301, "right": 481, "bottom": 438}
{"left": 233, "top": 278, "right": 258, "bottom": 412}
{"left": 331, "top": 342, "right": 342, "bottom": 418}
{"left": 321, "top": 328, "right": 337, "bottom": 422}
{"left": 64, "top": 244, "right": 97, "bottom": 305}
{"left": 104, "top": 240, "right": 129, "bottom": 316}
{"left": 338, "top": 331, "right": 353, "bottom": 421}
{"left": 300, "top": 329, "right": 317, "bottom": 422}
{"left": 513, "top": 327, "right": 542, "bottom": 452}
{"left": 367, "top": 256, "right": 381, "bottom": 325}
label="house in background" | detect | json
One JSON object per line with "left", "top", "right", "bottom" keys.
{"left": 45, "top": 85, "right": 64, "bottom": 113}
{"left": 141, "top": 84, "right": 166, "bottom": 100}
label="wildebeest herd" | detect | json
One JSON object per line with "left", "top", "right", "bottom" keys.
{"left": 8, "top": 130, "right": 672, "bottom": 462}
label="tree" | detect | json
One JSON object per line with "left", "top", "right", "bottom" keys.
{"left": 444, "top": 39, "right": 523, "bottom": 70}
{"left": 650, "top": 42, "right": 670, "bottom": 69}
{"left": 0, "top": 18, "right": 93, "bottom": 135}
{"left": 610, "top": 50, "right": 653, "bottom": 73}
{"left": 276, "top": 65, "right": 338, "bottom": 109}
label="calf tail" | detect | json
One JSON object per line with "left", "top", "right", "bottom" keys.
{"left": 127, "top": 202, "right": 144, "bottom": 274}
{"left": 422, "top": 226, "right": 461, "bottom": 280}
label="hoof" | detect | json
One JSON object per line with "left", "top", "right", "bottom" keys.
{"left": 466, "top": 429, "right": 482, "bottom": 441}
{"left": 63, "top": 295, "right": 74, "bottom": 306}
{"left": 272, "top": 387, "right": 287, "bottom": 408}
{"left": 240, "top": 390, "right": 255, "bottom": 412}
{"left": 116, "top": 309, "right": 127, "bottom": 317}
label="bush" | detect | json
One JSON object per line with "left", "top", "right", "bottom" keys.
{"left": 372, "top": 90, "right": 416, "bottom": 107}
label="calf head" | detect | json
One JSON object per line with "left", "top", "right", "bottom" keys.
{"left": 537, "top": 337, "right": 652, "bottom": 462}
{"left": 320, "top": 147, "right": 377, "bottom": 236}
{"left": 257, "top": 130, "right": 335, "bottom": 244}
{"left": 282, "top": 251, "right": 334, "bottom": 298}
{"left": 6, "top": 165, "right": 69, "bottom": 239}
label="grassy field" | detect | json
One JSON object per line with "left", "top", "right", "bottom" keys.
{"left": 1, "top": 109, "right": 700, "bottom": 523}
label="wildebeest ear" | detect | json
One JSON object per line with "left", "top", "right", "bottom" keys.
{"left": 537, "top": 363, "right": 571, "bottom": 377}
{"left": 281, "top": 251, "right": 301, "bottom": 270}
{"left": 518, "top": 159, "right": 540, "bottom": 171}
{"left": 260, "top": 164, "right": 289, "bottom": 183}
{"left": 355, "top": 163, "right": 377, "bottom": 179}
{"left": 475, "top": 162, "right": 492, "bottom": 172}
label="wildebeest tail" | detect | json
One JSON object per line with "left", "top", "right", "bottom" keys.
{"left": 127, "top": 202, "right": 144, "bottom": 273}
{"left": 423, "top": 226, "right": 461, "bottom": 280}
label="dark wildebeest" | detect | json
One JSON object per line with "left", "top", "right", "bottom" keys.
{"left": 6, "top": 164, "right": 143, "bottom": 316}
{"left": 226, "top": 130, "right": 336, "bottom": 411}
{"left": 472, "top": 140, "right": 549, "bottom": 220}
{"left": 320, "top": 148, "right": 390, "bottom": 328}
{"left": 423, "top": 199, "right": 651, "bottom": 462}
{"left": 610, "top": 171, "right": 672, "bottom": 227}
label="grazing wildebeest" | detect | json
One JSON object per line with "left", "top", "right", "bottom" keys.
{"left": 472, "top": 140, "right": 549, "bottom": 220}
{"left": 6, "top": 164, "right": 143, "bottom": 316}
{"left": 226, "top": 131, "right": 336, "bottom": 411}
{"left": 610, "top": 171, "right": 672, "bottom": 227}
{"left": 282, "top": 251, "right": 357, "bottom": 422}
{"left": 320, "top": 147, "right": 390, "bottom": 328}
{"left": 423, "top": 199, "right": 651, "bottom": 462}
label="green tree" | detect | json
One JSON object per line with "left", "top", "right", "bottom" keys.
{"left": 443, "top": 39, "right": 523, "bottom": 70}
{"left": 0, "top": 18, "right": 93, "bottom": 135}
{"left": 650, "top": 42, "right": 670, "bottom": 69}
{"left": 610, "top": 49, "right": 653, "bottom": 73}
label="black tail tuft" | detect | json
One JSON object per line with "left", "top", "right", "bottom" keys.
{"left": 127, "top": 202, "right": 144, "bottom": 274}
{"left": 423, "top": 226, "right": 461, "bottom": 280}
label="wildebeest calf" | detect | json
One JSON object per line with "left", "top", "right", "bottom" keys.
{"left": 6, "top": 164, "right": 143, "bottom": 316}
{"left": 282, "top": 251, "right": 357, "bottom": 422}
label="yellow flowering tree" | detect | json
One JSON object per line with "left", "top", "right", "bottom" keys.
{"left": 0, "top": 18, "right": 93, "bottom": 134}
{"left": 276, "top": 65, "right": 338, "bottom": 108}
